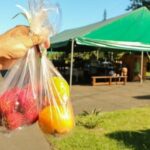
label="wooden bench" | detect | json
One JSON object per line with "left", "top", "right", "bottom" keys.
{"left": 91, "top": 76, "right": 127, "bottom": 86}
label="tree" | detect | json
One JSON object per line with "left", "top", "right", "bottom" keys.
{"left": 127, "top": 0, "right": 150, "bottom": 10}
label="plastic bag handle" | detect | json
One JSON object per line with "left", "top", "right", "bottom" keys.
{"left": 35, "top": 45, "right": 41, "bottom": 57}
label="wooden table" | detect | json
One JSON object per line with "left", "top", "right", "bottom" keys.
{"left": 91, "top": 76, "right": 127, "bottom": 86}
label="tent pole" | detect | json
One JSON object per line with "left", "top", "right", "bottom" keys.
{"left": 140, "top": 51, "right": 144, "bottom": 84}
{"left": 96, "top": 50, "right": 99, "bottom": 60}
{"left": 70, "top": 39, "right": 75, "bottom": 90}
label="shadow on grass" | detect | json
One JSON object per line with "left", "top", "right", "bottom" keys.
{"left": 133, "top": 95, "right": 150, "bottom": 100}
{"left": 106, "top": 129, "right": 150, "bottom": 150}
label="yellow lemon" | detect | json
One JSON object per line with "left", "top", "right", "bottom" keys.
{"left": 50, "top": 77, "right": 70, "bottom": 104}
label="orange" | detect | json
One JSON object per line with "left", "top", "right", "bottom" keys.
{"left": 49, "top": 77, "right": 70, "bottom": 104}
{"left": 38, "top": 103, "right": 74, "bottom": 134}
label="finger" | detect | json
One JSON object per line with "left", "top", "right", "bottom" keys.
{"left": 0, "top": 58, "right": 18, "bottom": 70}
{"left": 44, "top": 39, "right": 50, "bottom": 49}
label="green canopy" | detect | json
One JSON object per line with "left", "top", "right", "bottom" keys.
{"left": 51, "top": 7, "right": 150, "bottom": 52}
{"left": 50, "top": 11, "right": 127, "bottom": 51}
{"left": 76, "top": 7, "right": 150, "bottom": 52}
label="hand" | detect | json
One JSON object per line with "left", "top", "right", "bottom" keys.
{"left": 0, "top": 25, "right": 46, "bottom": 59}
{"left": 0, "top": 25, "right": 50, "bottom": 70}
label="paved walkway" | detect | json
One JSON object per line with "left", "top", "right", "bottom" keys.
{"left": 1, "top": 80, "right": 150, "bottom": 150}
{"left": 71, "top": 80, "right": 150, "bottom": 114}
{"left": 0, "top": 124, "right": 51, "bottom": 150}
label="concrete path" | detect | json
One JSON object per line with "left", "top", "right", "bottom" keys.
{"left": 71, "top": 80, "right": 150, "bottom": 114}
{"left": 0, "top": 123, "right": 51, "bottom": 150}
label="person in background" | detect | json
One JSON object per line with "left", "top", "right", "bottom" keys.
{"left": 0, "top": 25, "right": 48, "bottom": 70}
{"left": 121, "top": 65, "right": 128, "bottom": 76}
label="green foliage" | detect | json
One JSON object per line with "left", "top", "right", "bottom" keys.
{"left": 146, "top": 72, "right": 150, "bottom": 76}
{"left": 76, "top": 109, "right": 101, "bottom": 129}
{"left": 47, "top": 50, "right": 127, "bottom": 65}
{"left": 79, "top": 108, "right": 101, "bottom": 116}
{"left": 127, "top": 0, "right": 150, "bottom": 10}
{"left": 47, "top": 52, "right": 64, "bottom": 60}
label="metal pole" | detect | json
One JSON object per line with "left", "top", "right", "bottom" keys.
{"left": 140, "top": 51, "right": 144, "bottom": 84}
{"left": 96, "top": 50, "right": 99, "bottom": 60}
{"left": 70, "top": 39, "right": 74, "bottom": 90}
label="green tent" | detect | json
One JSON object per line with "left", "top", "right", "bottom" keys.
{"left": 76, "top": 7, "right": 150, "bottom": 52}
{"left": 50, "top": 11, "right": 127, "bottom": 51}
{"left": 51, "top": 7, "right": 150, "bottom": 52}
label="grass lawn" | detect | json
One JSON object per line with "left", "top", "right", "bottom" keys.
{"left": 46, "top": 107, "right": 150, "bottom": 150}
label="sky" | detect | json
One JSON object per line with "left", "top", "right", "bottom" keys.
{"left": 0, "top": 0, "right": 130, "bottom": 34}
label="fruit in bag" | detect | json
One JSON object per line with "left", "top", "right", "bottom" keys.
{"left": 50, "top": 77, "right": 70, "bottom": 104}
{"left": 0, "top": 88, "right": 23, "bottom": 130}
{"left": 0, "top": 88, "right": 20, "bottom": 114}
{"left": 0, "top": 84, "right": 39, "bottom": 130}
{"left": 4, "top": 112, "right": 24, "bottom": 130}
{"left": 18, "top": 85, "right": 39, "bottom": 124}
{"left": 38, "top": 103, "right": 74, "bottom": 134}
{"left": 21, "top": 98, "right": 39, "bottom": 124}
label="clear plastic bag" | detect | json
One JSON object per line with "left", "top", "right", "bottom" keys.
{"left": 0, "top": 0, "right": 75, "bottom": 134}
{"left": 0, "top": 48, "right": 40, "bottom": 131}
{"left": 38, "top": 53, "right": 75, "bottom": 135}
